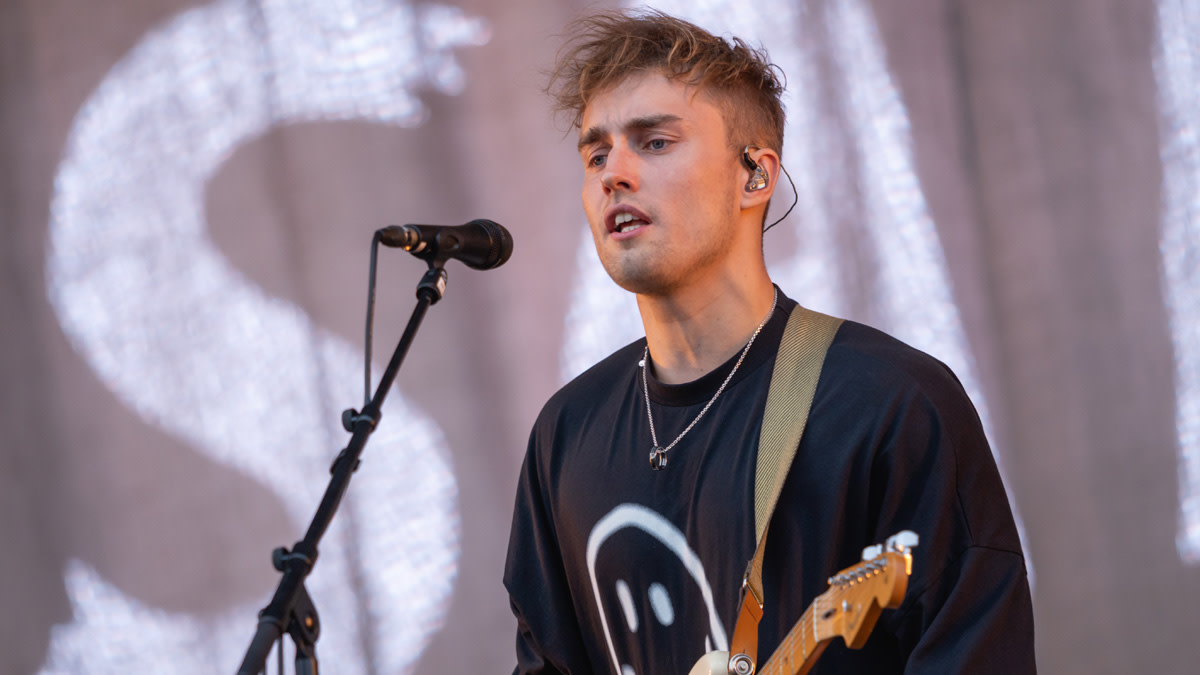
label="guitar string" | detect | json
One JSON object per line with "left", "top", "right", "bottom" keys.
{"left": 765, "top": 604, "right": 814, "bottom": 674}
{"left": 762, "top": 598, "right": 816, "bottom": 675}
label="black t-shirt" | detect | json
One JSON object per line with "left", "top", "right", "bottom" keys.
{"left": 505, "top": 292, "right": 1035, "bottom": 674}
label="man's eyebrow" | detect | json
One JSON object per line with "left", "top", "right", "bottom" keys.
{"left": 577, "top": 114, "right": 683, "bottom": 152}
{"left": 577, "top": 126, "right": 605, "bottom": 152}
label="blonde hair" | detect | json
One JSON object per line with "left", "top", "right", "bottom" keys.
{"left": 548, "top": 9, "right": 786, "bottom": 154}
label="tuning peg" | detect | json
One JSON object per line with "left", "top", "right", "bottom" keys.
{"left": 861, "top": 544, "right": 883, "bottom": 561}
{"left": 886, "top": 530, "right": 919, "bottom": 553}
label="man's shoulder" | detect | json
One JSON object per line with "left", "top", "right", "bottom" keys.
{"left": 818, "top": 317, "right": 971, "bottom": 409}
{"left": 535, "top": 337, "right": 646, "bottom": 424}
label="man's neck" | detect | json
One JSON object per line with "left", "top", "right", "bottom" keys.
{"left": 637, "top": 277, "right": 776, "bottom": 385}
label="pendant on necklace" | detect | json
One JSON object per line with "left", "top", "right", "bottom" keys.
{"left": 649, "top": 446, "right": 669, "bottom": 471}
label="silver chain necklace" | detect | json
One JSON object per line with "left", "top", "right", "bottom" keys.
{"left": 641, "top": 288, "right": 778, "bottom": 471}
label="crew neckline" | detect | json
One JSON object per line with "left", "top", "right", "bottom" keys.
{"left": 643, "top": 289, "right": 796, "bottom": 407}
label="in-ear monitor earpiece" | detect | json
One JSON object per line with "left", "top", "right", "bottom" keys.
{"left": 742, "top": 146, "right": 768, "bottom": 191}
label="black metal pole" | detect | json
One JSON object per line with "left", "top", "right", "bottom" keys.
{"left": 236, "top": 265, "right": 448, "bottom": 675}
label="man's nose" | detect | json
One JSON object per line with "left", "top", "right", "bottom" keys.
{"left": 601, "top": 144, "right": 638, "bottom": 193}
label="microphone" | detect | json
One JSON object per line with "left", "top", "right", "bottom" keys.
{"left": 377, "top": 219, "right": 513, "bottom": 270}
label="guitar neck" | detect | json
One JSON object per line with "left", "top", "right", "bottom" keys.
{"left": 755, "top": 547, "right": 912, "bottom": 675}
{"left": 694, "top": 537, "right": 916, "bottom": 675}
{"left": 757, "top": 603, "right": 826, "bottom": 675}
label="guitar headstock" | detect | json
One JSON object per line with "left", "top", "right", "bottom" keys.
{"left": 811, "top": 531, "right": 917, "bottom": 649}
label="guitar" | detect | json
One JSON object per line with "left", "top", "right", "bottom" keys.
{"left": 689, "top": 531, "right": 918, "bottom": 675}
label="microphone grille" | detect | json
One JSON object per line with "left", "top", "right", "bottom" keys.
{"left": 468, "top": 218, "right": 514, "bottom": 269}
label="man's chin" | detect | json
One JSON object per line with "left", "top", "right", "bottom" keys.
{"left": 599, "top": 259, "right": 666, "bottom": 295}
{"left": 608, "top": 275, "right": 675, "bottom": 298}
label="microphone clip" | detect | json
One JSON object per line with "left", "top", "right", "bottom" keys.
{"left": 416, "top": 266, "right": 449, "bottom": 305}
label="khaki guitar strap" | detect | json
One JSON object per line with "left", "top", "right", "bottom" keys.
{"left": 727, "top": 305, "right": 842, "bottom": 675}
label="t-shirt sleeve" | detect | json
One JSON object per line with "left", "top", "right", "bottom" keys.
{"left": 868, "top": 360, "right": 1036, "bottom": 673}
{"left": 503, "top": 427, "right": 590, "bottom": 675}
{"left": 897, "top": 545, "right": 1036, "bottom": 673}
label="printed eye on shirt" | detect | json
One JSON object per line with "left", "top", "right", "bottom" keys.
{"left": 587, "top": 504, "right": 729, "bottom": 675}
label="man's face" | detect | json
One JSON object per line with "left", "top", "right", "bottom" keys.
{"left": 577, "top": 72, "right": 744, "bottom": 296}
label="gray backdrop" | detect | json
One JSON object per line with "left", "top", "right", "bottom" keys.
{"left": 2, "top": 0, "right": 1197, "bottom": 673}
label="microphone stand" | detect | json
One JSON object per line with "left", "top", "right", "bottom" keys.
{"left": 236, "top": 262, "right": 450, "bottom": 675}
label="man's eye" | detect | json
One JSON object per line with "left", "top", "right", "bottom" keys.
{"left": 647, "top": 138, "right": 668, "bottom": 151}
{"left": 587, "top": 153, "right": 607, "bottom": 168}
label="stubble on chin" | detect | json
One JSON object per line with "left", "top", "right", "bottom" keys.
{"left": 598, "top": 250, "right": 659, "bottom": 295}
{"left": 596, "top": 241, "right": 700, "bottom": 299}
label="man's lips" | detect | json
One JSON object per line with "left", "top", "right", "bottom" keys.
{"left": 605, "top": 205, "right": 652, "bottom": 235}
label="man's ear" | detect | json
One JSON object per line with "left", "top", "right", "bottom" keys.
{"left": 739, "top": 146, "right": 780, "bottom": 210}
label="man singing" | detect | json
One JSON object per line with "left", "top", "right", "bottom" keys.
{"left": 505, "top": 9, "right": 1035, "bottom": 674}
